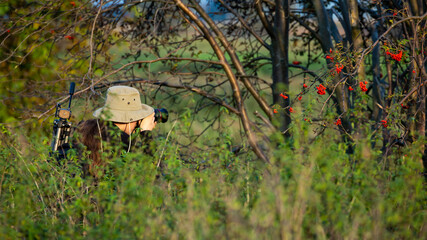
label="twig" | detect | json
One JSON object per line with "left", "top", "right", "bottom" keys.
{"left": 398, "top": 80, "right": 427, "bottom": 105}
{"left": 353, "top": 12, "right": 427, "bottom": 74}
{"left": 157, "top": 119, "right": 177, "bottom": 168}
{"left": 254, "top": 111, "right": 276, "bottom": 131}
{"left": 218, "top": 0, "right": 268, "bottom": 48}
{"left": 16, "top": 149, "right": 48, "bottom": 216}
{"left": 87, "top": 0, "right": 104, "bottom": 90}
{"left": 36, "top": 57, "right": 223, "bottom": 120}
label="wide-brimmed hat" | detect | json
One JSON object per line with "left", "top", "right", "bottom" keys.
{"left": 93, "top": 86, "right": 154, "bottom": 123}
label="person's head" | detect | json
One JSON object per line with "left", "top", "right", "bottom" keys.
{"left": 93, "top": 86, "right": 154, "bottom": 132}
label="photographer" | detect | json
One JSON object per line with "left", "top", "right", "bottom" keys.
{"left": 71, "top": 85, "right": 159, "bottom": 176}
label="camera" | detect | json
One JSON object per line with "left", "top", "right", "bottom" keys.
{"left": 154, "top": 108, "right": 168, "bottom": 123}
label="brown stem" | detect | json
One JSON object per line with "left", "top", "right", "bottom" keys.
{"left": 190, "top": 0, "right": 274, "bottom": 121}
{"left": 174, "top": 0, "right": 269, "bottom": 162}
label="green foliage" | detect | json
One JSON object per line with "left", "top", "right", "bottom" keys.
{"left": 0, "top": 120, "right": 425, "bottom": 239}
{"left": 0, "top": 1, "right": 426, "bottom": 239}
{"left": 0, "top": 0, "right": 93, "bottom": 123}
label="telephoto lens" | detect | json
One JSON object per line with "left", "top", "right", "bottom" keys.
{"left": 154, "top": 108, "right": 168, "bottom": 123}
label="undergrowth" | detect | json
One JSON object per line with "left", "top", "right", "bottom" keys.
{"left": 0, "top": 119, "right": 425, "bottom": 239}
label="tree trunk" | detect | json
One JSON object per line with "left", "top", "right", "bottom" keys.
{"left": 312, "top": 0, "right": 352, "bottom": 134}
{"left": 407, "top": 0, "right": 426, "bottom": 181}
{"left": 371, "top": 22, "right": 383, "bottom": 124}
{"left": 255, "top": 0, "right": 291, "bottom": 132}
{"left": 349, "top": 0, "right": 366, "bottom": 81}
{"left": 271, "top": 0, "right": 291, "bottom": 133}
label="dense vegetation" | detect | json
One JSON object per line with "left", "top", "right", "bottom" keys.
{"left": 0, "top": 0, "right": 426, "bottom": 238}
{"left": 1, "top": 119, "right": 425, "bottom": 239}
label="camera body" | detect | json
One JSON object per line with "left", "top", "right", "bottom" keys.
{"left": 154, "top": 108, "right": 168, "bottom": 123}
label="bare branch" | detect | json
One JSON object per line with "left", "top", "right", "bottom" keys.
{"left": 87, "top": 0, "right": 104, "bottom": 90}
{"left": 218, "top": 0, "right": 269, "bottom": 49}
{"left": 354, "top": 12, "right": 427, "bottom": 75}
{"left": 255, "top": 0, "right": 274, "bottom": 37}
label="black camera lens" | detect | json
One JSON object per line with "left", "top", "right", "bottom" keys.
{"left": 154, "top": 108, "right": 168, "bottom": 123}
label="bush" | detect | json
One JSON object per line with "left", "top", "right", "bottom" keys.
{"left": 0, "top": 120, "right": 425, "bottom": 239}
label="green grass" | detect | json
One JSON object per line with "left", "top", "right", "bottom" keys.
{"left": 0, "top": 117, "right": 425, "bottom": 239}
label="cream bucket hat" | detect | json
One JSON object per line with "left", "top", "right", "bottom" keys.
{"left": 93, "top": 86, "right": 154, "bottom": 123}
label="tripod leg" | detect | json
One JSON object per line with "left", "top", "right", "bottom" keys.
{"left": 52, "top": 127, "right": 62, "bottom": 152}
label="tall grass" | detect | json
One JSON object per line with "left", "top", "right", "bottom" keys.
{"left": 0, "top": 117, "right": 425, "bottom": 239}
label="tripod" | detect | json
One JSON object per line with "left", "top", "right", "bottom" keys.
{"left": 50, "top": 82, "right": 75, "bottom": 158}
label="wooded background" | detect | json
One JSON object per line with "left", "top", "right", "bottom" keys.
{"left": 0, "top": 1, "right": 426, "bottom": 238}
{"left": 1, "top": 0, "right": 426, "bottom": 165}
